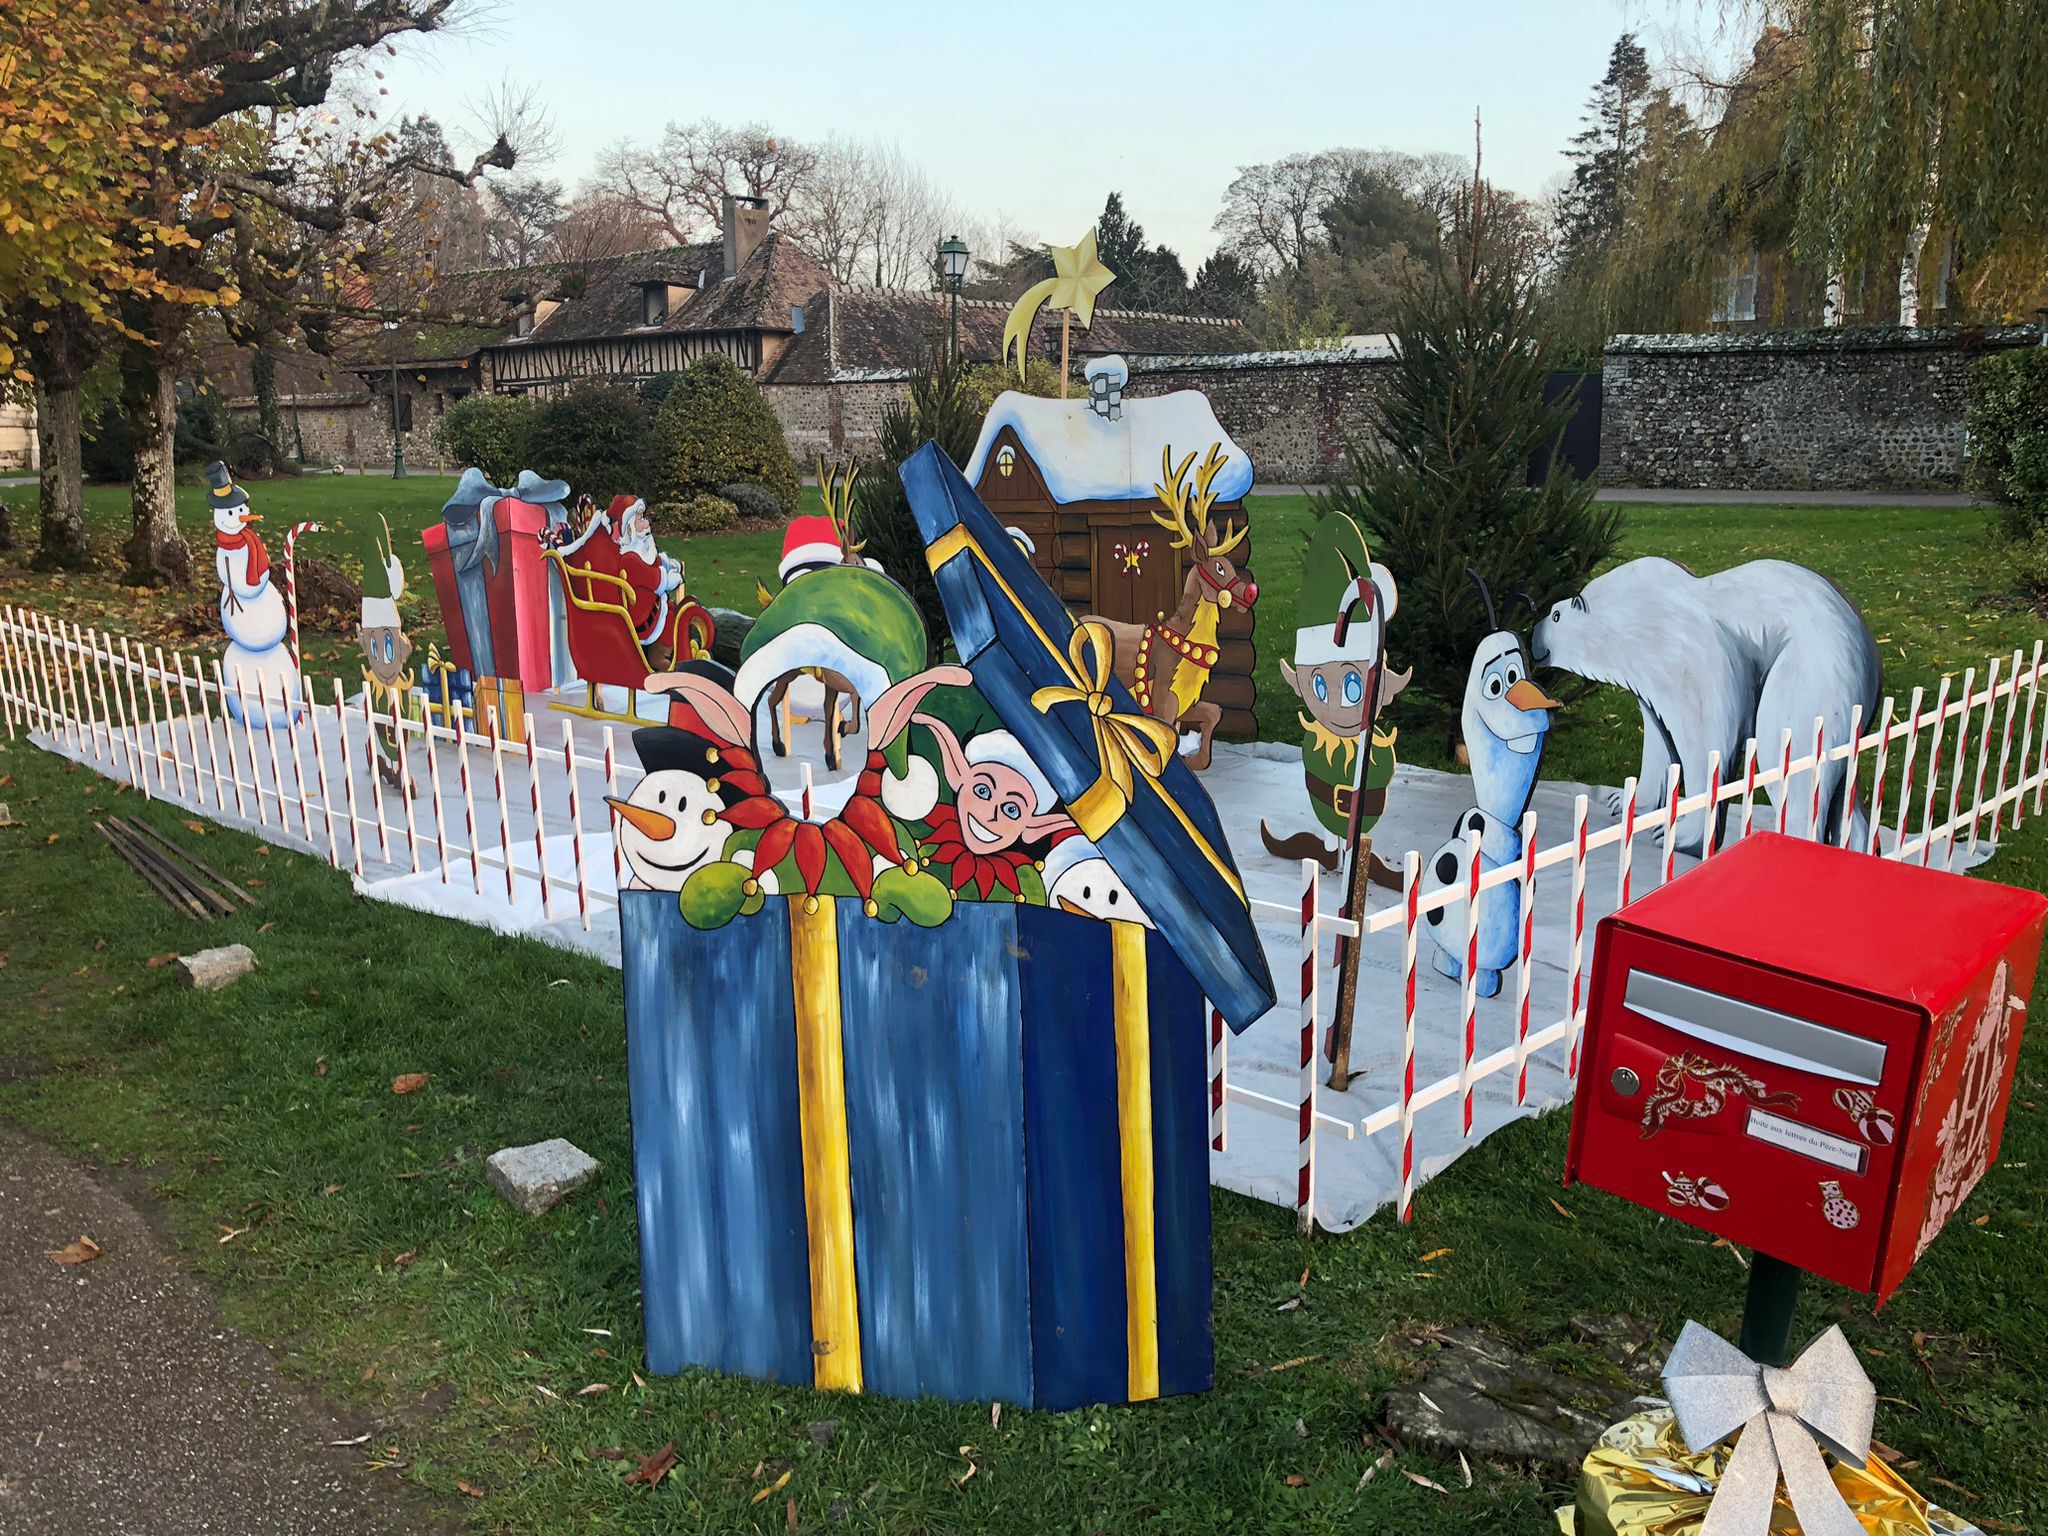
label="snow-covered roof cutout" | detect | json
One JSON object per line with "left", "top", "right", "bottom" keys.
{"left": 963, "top": 355, "right": 1254, "bottom": 506}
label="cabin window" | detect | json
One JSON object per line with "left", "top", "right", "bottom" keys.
{"left": 643, "top": 284, "right": 668, "bottom": 326}
{"left": 996, "top": 445, "right": 1016, "bottom": 478}
{"left": 513, "top": 309, "right": 534, "bottom": 339}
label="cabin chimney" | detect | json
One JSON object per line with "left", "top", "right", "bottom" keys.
{"left": 722, "top": 194, "right": 770, "bottom": 279}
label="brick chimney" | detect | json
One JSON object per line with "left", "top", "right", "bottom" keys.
{"left": 722, "top": 194, "right": 770, "bottom": 279}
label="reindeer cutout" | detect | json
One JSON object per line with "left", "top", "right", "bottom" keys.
{"left": 1079, "top": 443, "right": 1258, "bottom": 770}
{"left": 765, "top": 458, "right": 870, "bottom": 771}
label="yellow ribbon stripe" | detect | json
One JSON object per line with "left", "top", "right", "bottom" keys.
{"left": 925, "top": 525, "right": 1244, "bottom": 901}
{"left": 789, "top": 896, "right": 863, "bottom": 1393}
{"left": 1111, "top": 920, "right": 1161, "bottom": 1402}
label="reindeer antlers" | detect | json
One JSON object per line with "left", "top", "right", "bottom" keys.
{"left": 816, "top": 457, "right": 865, "bottom": 558}
{"left": 1150, "top": 442, "right": 1245, "bottom": 557}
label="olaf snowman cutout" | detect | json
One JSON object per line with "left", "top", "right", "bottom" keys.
{"left": 1423, "top": 574, "right": 1562, "bottom": 997}
{"left": 208, "top": 462, "right": 299, "bottom": 726}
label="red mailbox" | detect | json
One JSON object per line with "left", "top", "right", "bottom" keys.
{"left": 1565, "top": 832, "right": 2045, "bottom": 1304}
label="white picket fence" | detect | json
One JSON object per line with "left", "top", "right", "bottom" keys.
{"left": 4, "top": 602, "right": 2045, "bottom": 1232}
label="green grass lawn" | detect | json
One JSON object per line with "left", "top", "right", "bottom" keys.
{"left": 1, "top": 478, "right": 2045, "bottom": 1534}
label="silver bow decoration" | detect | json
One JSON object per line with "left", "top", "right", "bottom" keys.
{"left": 1661, "top": 1320, "right": 1877, "bottom": 1536}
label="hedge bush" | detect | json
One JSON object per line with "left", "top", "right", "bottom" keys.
{"left": 433, "top": 394, "right": 537, "bottom": 485}
{"left": 1968, "top": 349, "right": 2048, "bottom": 539}
{"left": 652, "top": 354, "right": 800, "bottom": 514}
{"left": 650, "top": 493, "right": 739, "bottom": 534}
{"left": 717, "top": 481, "right": 785, "bottom": 522}
{"left": 522, "top": 383, "right": 653, "bottom": 505}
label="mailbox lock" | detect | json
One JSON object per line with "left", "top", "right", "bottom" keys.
{"left": 1610, "top": 1066, "right": 1641, "bottom": 1097}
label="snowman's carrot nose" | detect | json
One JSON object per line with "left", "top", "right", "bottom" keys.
{"left": 606, "top": 796, "right": 676, "bottom": 841}
{"left": 1506, "top": 678, "right": 1563, "bottom": 712}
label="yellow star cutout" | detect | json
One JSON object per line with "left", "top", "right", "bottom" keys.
{"left": 1044, "top": 229, "right": 1116, "bottom": 329}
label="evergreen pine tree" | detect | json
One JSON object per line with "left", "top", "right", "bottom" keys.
{"left": 1555, "top": 33, "right": 1652, "bottom": 269}
{"left": 1316, "top": 167, "right": 1620, "bottom": 704}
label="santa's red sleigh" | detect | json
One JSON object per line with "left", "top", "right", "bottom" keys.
{"left": 544, "top": 496, "right": 714, "bottom": 722}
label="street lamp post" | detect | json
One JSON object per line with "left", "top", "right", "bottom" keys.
{"left": 385, "top": 320, "right": 407, "bottom": 479}
{"left": 938, "top": 236, "right": 970, "bottom": 360}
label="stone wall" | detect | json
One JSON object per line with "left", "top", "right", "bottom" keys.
{"left": 1601, "top": 326, "right": 2038, "bottom": 492}
{"left": 1124, "top": 349, "right": 1394, "bottom": 485}
{"left": 226, "top": 384, "right": 456, "bottom": 474}
{"left": 764, "top": 378, "right": 908, "bottom": 463}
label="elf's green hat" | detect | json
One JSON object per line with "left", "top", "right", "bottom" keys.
{"left": 354, "top": 515, "right": 406, "bottom": 630}
{"left": 1294, "top": 512, "right": 1396, "bottom": 667}
{"left": 734, "top": 566, "right": 929, "bottom": 772}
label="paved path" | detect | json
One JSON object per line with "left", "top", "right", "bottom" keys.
{"left": 1252, "top": 482, "right": 1979, "bottom": 507}
{"left": 0, "top": 1122, "right": 441, "bottom": 1535}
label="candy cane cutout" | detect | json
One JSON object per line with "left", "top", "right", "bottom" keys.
{"left": 562, "top": 718, "right": 591, "bottom": 929}
{"left": 1295, "top": 856, "right": 1318, "bottom": 1237}
{"left": 282, "top": 520, "right": 324, "bottom": 670}
{"left": 331, "top": 678, "right": 362, "bottom": 878}
{"left": 1565, "top": 795, "right": 1589, "bottom": 1079}
{"left": 525, "top": 726, "right": 551, "bottom": 919}
{"left": 307, "top": 681, "right": 340, "bottom": 870}
{"left": 1457, "top": 826, "right": 1481, "bottom": 1139}
{"left": 1397, "top": 850, "right": 1421, "bottom": 1223}
{"left": 456, "top": 707, "right": 483, "bottom": 896}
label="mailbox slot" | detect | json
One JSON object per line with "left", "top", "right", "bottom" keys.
{"left": 1623, "top": 970, "right": 1887, "bottom": 1086}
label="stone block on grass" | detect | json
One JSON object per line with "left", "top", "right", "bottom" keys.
{"left": 178, "top": 944, "right": 257, "bottom": 991}
{"left": 487, "top": 1139, "right": 600, "bottom": 1216}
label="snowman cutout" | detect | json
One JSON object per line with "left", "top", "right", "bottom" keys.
{"left": 207, "top": 462, "right": 300, "bottom": 727}
{"left": 1043, "top": 835, "right": 1155, "bottom": 928}
{"left": 607, "top": 725, "right": 744, "bottom": 892}
{"left": 1423, "top": 579, "right": 1562, "bottom": 997}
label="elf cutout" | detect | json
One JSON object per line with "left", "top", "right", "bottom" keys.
{"left": 1261, "top": 512, "right": 1408, "bottom": 885}
{"left": 356, "top": 515, "right": 419, "bottom": 796}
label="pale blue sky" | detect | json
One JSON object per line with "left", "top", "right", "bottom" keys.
{"left": 381, "top": 0, "right": 1668, "bottom": 264}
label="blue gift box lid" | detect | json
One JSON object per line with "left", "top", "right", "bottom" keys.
{"left": 900, "top": 443, "right": 1276, "bottom": 1033}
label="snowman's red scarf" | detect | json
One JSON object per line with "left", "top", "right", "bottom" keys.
{"left": 214, "top": 526, "right": 271, "bottom": 586}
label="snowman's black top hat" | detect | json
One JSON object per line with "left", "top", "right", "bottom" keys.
{"left": 204, "top": 461, "right": 247, "bottom": 511}
{"left": 629, "top": 724, "right": 749, "bottom": 811}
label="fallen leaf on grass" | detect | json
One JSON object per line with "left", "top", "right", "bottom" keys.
{"left": 1297, "top": 1263, "right": 1311, "bottom": 1287}
{"left": 144, "top": 953, "right": 178, "bottom": 968}
{"left": 391, "top": 1250, "right": 416, "bottom": 1269}
{"left": 1458, "top": 1450, "right": 1472, "bottom": 1488}
{"left": 630, "top": 1370, "right": 645, "bottom": 1390}
{"left": 1548, "top": 1198, "right": 1577, "bottom": 1221}
{"left": 1972, "top": 1214, "right": 1990, "bottom": 1226}
{"left": 1275, "top": 1296, "right": 1301, "bottom": 1312}
{"left": 548, "top": 978, "right": 570, "bottom": 988}
{"left": 581, "top": 1327, "right": 613, "bottom": 1338}
{"left": 314, "top": 1057, "right": 327, "bottom": 1078}
{"left": 750, "top": 1469, "right": 794, "bottom": 1504}
{"left": 586, "top": 1447, "right": 629, "bottom": 1461}
{"left": 328, "top": 1433, "right": 371, "bottom": 1447}
{"left": 182, "top": 820, "right": 207, "bottom": 836}
{"left": 1403, "top": 1470, "right": 1451, "bottom": 1495}
{"left": 575, "top": 1382, "right": 609, "bottom": 1397}
{"left": 216, "top": 1224, "right": 249, "bottom": 1244}
{"left": 990, "top": 1402, "right": 1002, "bottom": 1429}
{"left": 257, "top": 921, "right": 274, "bottom": 934}
{"left": 1419, "top": 1247, "right": 1452, "bottom": 1262}
{"left": 1355, "top": 1449, "right": 1395, "bottom": 1491}
{"left": 391, "top": 1073, "right": 428, "bottom": 1095}
{"left": 1268, "top": 1354, "right": 1321, "bottom": 1374}
{"left": 623, "top": 1443, "right": 677, "bottom": 1489}
{"left": 1978, "top": 1520, "right": 2027, "bottom": 1534}
{"left": 456, "top": 1481, "right": 486, "bottom": 1499}
{"left": 1927, "top": 1476, "right": 1979, "bottom": 1500}
{"left": 45, "top": 1235, "right": 104, "bottom": 1265}
{"left": 1283, "top": 1474, "right": 1307, "bottom": 1488}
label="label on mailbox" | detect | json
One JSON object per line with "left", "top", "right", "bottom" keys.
{"left": 1745, "top": 1108, "right": 1868, "bottom": 1174}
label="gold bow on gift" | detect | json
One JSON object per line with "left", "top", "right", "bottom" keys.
{"left": 1031, "top": 622, "right": 1180, "bottom": 839}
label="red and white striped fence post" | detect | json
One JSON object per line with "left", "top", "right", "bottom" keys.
{"left": 1915, "top": 677, "right": 1952, "bottom": 863}
{"left": 393, "top": 694, "right": 420, "bottom": 875}
{"left": 1835, "top": 704, "right": 1864, "bottom": 848}
{"left": 1938, "top": 668, "right": 1975, "bottom": 865}
{"left": 306, "top": 683, "right": 340, "bottom": 870}
{"left": 1864, "top": 697, "right": 1894, "bottom": 856}
{"left": 1988, "top": 649, "right": 2023, "bottom": 841}
{"left": 603, "top": 725, "right": 622, "bottom": 894}
{"left": 257, "top": 672, "right": 289, "bottom": 824}
{"left": 1893, "top": 684, "right": 1926, "bottom": 857}
{"left": 1967, "top": 658, "right": 2002, "bottom": 857}
{"left": 0, "top": 610, "right": 20, "bottom": 738}
{"left": 1565, "top": 794, "right": 1590, "bottom": 1079}
{"left": 1512, "top": 809, "right": 1537, "bottom": 1107}
{"left": 71, "top": 624, "right": 105, "bottom": 764}
{"left": 1616, "top": 775, "right": 1638, "bottom": 909}
{"left": 488, "top": 706, "right": 516, "bottom": 906}
{"left": 232, "top": 664, "right": 268, "bottom": 828}
{"left": 150, "top": 645, "right": 186, "bottom": 801}
{"left": 562, "top": 717, "right": 591, "bottom": 931}
{"left": 1208, "top": 1005, "right": 1227, "bottom": 1152}
{"left": 456, "top": 708, "right": 483, "bottom": 896}
{"left": 1773, "top": 726, "right": 1793, "bottom": 840}
{"left": 123, "top": 638, "right": 159, "bottom": 801}
{"left": 525, "top": 726, "right": 551, "bottom": 919}
{"left": 1660, "top": 762, "right": 1681, "bottom": 885}
{"left": 362, "top": 689, "right": 390, "bottom": 864}
{"left": 334, "top": 678, "right": 363, "bottom": 879}
{"left": 426, "top": 712, "right": 452, "bottom": 885}
{"left": 1701, "top": 750, "right": 1723, "bottom": 859}
{"left": 210, "top": 660, "right": 246, "bottom": 820}
{"left": 1397, "top": 849, "right": 1422, "bottom": 1222}
{"left": 1295, "top": 856, "right": 1318, "bottom": 1238}
{"left": 1457, "top": 825, "right": 1481, "bottom": 1138}
{"left": 1806, "top": 714, "right": 1826, "bottom": 843}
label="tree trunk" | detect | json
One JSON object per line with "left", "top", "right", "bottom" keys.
{"left": 32, "top": 380, "right": 90, "bottom": 569}
{"left": 252, "top": 347, "right": 281, "bottom": 470}
{"left": 121, "top": 348, "right": 191, "bottom": 587}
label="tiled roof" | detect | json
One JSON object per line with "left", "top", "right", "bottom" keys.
{"left": 762, "top": 289, "right": 1256, "bottom": 385}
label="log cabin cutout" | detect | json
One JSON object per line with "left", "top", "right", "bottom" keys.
{"left": 962, "top": 356, "right": 1258, "bottom": 740}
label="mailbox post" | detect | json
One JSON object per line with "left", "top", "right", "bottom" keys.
{"left": 1567, "top": 832, "right": 2046, "bottom": 1310}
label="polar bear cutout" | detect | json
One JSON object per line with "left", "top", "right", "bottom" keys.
{"left": 1531, "top": 557, "right": 1880, "bottom": 855}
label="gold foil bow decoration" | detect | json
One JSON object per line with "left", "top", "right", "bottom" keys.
{"left": 1031, "top": 621, "right": 1179, "bottom": 837}
{"left": 1662, "top": 1321, "right": 1876, "bottom": 1536}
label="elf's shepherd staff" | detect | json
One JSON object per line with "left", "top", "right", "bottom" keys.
{"left": 1325, "top": 557, "right": 1385, "bottom": 1092}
